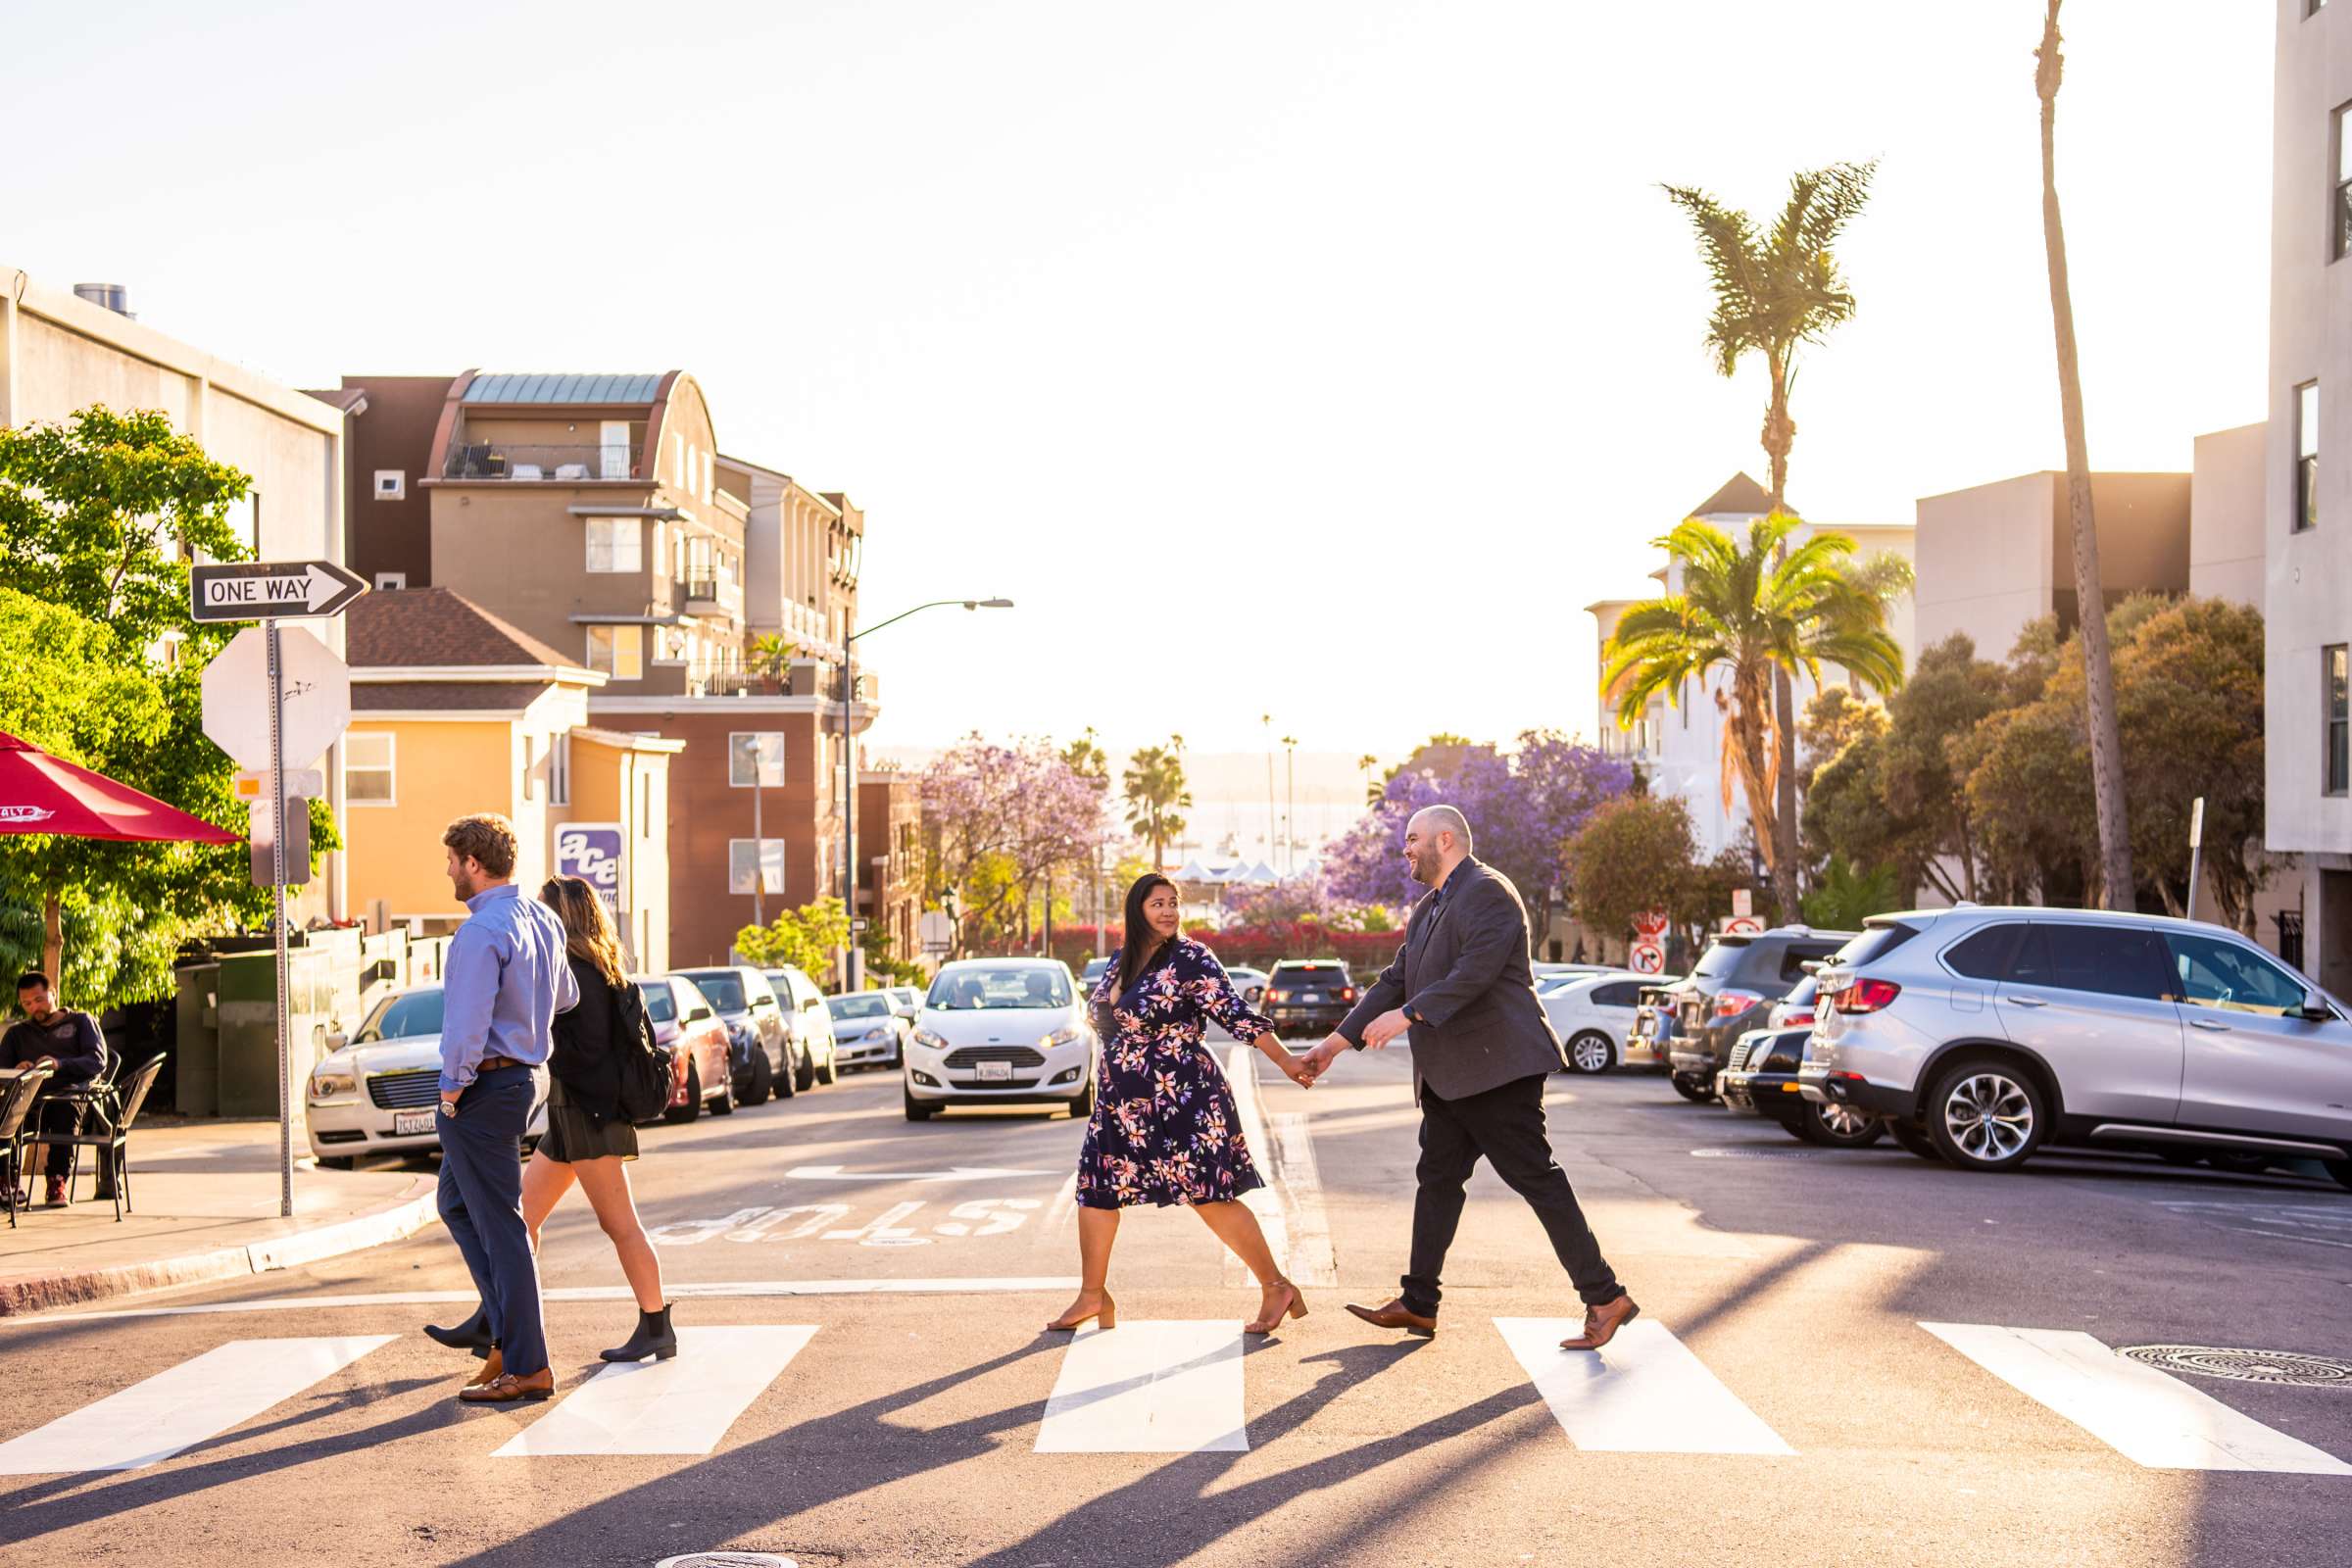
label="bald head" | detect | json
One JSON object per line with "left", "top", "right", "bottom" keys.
{"left": 1404, "top": 805, "right": 1472, "bottom": 887}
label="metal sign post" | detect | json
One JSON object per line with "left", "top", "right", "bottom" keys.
{"left": 195, "top": 561, "right": 366, "bottom": 1220}
{"left": 2184, "top": 796, "right": 2207, "bottom": 924}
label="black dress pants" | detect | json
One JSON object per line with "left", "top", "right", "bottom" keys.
{"left": 1401, "top": 1072, "right": 1622, "bottom": 1314}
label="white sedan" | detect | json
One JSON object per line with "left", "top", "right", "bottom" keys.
{"left": 904, "top": 958, "right": 1094, "bottom": 1121}
{"left": 827, "top": 990, "right": 909, "bottom": 1070}
{"left": 305, "top": 985, "right": 548, "bottom": 1166}
{"left": 1541, "top": 971, "right": 1652, "bottom": 1075}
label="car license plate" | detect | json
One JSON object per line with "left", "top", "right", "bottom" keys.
{"left": 977, "top": 1060, "right": 1012, "bottom": 1083}
{"left": 1302, "top": 992, "right": 1322, "bottom": 1004}
{"left": 394, "top": 1109, "right": 434, "bottom": 1136}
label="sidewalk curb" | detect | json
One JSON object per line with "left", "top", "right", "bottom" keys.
{"left": 0, "top": 1175, "right": 443, "bottom": 1319}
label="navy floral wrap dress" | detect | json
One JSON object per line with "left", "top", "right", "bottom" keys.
{"left": 1075, "top": 937, "right": 1275, "bottom": 1210}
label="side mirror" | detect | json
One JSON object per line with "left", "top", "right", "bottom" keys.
{"left": 689, "top": 1004, "right": 712, "bottom": 1022}
{"left": 323, "top": 1032, "right": 349, "bottom": 1054}
{"left": 2300, "top": 987, "right": 2334, "bottom": 1023}
{"left": 1799, "top": 959, "right": 1823, "bottom": 975}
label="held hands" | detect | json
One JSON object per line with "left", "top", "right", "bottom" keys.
{"left": 1275, "top": 1050, "right": 1318, "bottom": 1090}
{"left": 1302, "top": 1034, "right": 1351, "bottom": 1079}
{"left": 1360, "top": 1008, "right": 1412, "bottom": 1050}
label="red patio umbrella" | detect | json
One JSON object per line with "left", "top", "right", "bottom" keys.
{"left": 0, "top": 730, "right": 239, "bottom": 844}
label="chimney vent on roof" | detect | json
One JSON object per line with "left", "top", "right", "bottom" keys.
{"left": 73, "top": 283, "right": 133, "bottom": 318}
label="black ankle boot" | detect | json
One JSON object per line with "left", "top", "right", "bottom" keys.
{"left": 425, "top": 1303, "right": 496, "bottom": 1359}
{"left": 601, "top": 1304, "right": 678, "bottom": 1362}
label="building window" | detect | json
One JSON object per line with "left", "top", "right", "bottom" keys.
{"left": 373, "top": 571, "right": 407, "bottom": 592}
{"left": 2337, "top": 105, "right": 2352, "bottom": 260}
{"left": 586, "top": 624, "right": 643, "bottom": 681}
{"left": 2329, "top": 646, "right": 2349, "bottom": 797}
{"left": 730, "top": 732, "right": 785, "bottom": 787}
{"left": 521, "top": 734, "right": 538, "bottom": 802}
{"left": 550, "top": 732, "right": 570, "bottom": 807}
{"left": 586, "top": 516, "right": 642, "bottom": 573}
{"left": 2296, "top": 382, "right": 2321, "bottom": 531}
{"left": 373, "top": 469, "right": 406, "bottom": 501}
{"left": 729, "top": 838, "right": 786, "bottom": 896}
{"left": 599, "top": 420, "right": 630, "bottom": 480}
{"left": 347, "top": 732, "right": 395, "bottom": 805}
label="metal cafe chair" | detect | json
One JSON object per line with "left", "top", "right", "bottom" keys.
{"left": 0, "top": 1064, "right": 55, "bottom": 1229}
{"left": 22, "top": 1053, "right": 165, "bottom": 1223}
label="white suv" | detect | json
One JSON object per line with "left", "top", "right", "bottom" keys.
{"left": 1799, "top": 907, "right": 2352, "bottom": 1185}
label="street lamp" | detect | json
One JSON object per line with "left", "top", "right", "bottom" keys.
{"left": 841, "top": 597, "right": 1013, "bottom": 990}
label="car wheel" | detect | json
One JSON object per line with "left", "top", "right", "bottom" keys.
{"left": 774, "top": 1046, "right": 797, "bottom": 1098}
{"left": 317, "top": 1154, "right": 354, "bottom": 1171}
{"left": 1796, "top": 1099, "right": 1886, "bottom": 1149}
{"left": 1566, "top": 1031, "right": 1615, "bottom": 1075}
{"left": 664, "top": 1062, "right": 704, "bottom": 1125}
{"left": 904, "top": 1084, "right": 937, "bottom": 1122}
{"left": 1068, "top": 1075, "right": 1096, "bottom": 1118}
{"left": 1925, "top": 1059, "right": 2045, "bottom": 1173}
{"left": 740, "top": 1049, "right": 772, "bottom": 1107}
{"left": 818, "top": 1046, "right": 839, "bottom": 1087}
{"left": 794, "top": 1046, "right": 815, "bottom": 1094}
{"left": 710, "top": 1064, "right": 737, "bottom": 1116}
{"left": 1669, "top": 1073, "right": 1715, "bottom": 1103}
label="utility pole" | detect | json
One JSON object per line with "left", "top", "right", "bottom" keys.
{"left": 1282, "top": 735, "right": 1298, "bottom": 876}
{"left": 1261, "top": 712, "right": 1275, "bottom": 864}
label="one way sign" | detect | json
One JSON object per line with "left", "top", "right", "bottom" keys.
{"left": 191, "top": 560, "right": 368, "bottom": 622}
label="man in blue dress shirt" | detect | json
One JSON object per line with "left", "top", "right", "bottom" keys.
{"left": 433, "top": 813, "right": 576, "bottom": 1403}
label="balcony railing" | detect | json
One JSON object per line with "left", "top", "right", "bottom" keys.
{"left": 441, "top": 442, "right": 643, "bottom": 481}
{"left": 683, "top": 576, "right": 743, "bottom": 617}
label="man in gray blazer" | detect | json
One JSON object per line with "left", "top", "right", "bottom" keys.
{"left": 1305, "top": 805, "right": 1638, "bottom": 1350}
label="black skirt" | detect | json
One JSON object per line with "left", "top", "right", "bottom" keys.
{"left": 538, "top": 1076, "right": 638, "bottom": 1163}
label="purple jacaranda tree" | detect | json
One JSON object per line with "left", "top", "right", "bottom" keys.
{"left": 920, "top": 733, "right": 1108, "bottom": 951}
{"left": 1323, "top": 731, "right": 1635, "bottom": 915}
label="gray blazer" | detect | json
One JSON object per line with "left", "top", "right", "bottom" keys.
{"left": 1338, "top": 858, "right": 1564, "bottom": 1100}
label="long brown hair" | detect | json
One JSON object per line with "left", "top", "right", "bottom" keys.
{"left": 540, "top": 876, "right": 627, "bottom": 989}
{"left": 1118, "top": 873, "right": 1179, "bottom": 992}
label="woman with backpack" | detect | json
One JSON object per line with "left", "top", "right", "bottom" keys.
{"left": 425, "top": 875, "right": 676, "bottom": 1373}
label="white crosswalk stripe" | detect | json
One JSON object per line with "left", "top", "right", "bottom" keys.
{"left": 1494, "top": 1317, "right": 1796, "bottom": 1455}
{"left": 494, "top": 1326, "right": 817, "bottom": 1457}
{"left": 0, "top": 1335, "right": 395, "bottom": 1475}
{"left": 1921, "top": 1322, "right": 2352, "bottom": 1475}
{"left": 1035, "top": 1320, "right": 1250, "bottom": 1453}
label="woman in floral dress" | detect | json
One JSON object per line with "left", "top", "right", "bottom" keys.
{"left": 1048, "top": 873, "right": 1319, "bottom": 1337}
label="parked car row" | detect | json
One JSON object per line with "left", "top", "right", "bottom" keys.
{"left": 304, "top": 968, "right": 921, "bottom": 1164}
{"left": 1628, "top": 912, "right": 2352, "bottom": 1191}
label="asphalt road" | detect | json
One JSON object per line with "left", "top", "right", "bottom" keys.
{"left": 4, "top": 1047, "right": 2349, "bottom": 1568}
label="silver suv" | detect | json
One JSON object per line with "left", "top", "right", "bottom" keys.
{"left": 1798, "top": 906, "right": 2352, "bottom": 1187}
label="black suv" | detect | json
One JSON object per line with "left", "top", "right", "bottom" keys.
{"left": 1261, "top": 960, "right": 1357, "bottom": 1039}
{"left": 1663, "top": 926, "right": 1852, "bottom": 1102}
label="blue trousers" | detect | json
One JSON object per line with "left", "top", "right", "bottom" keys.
{"left": 435, "top": 1067, "right": 548, "bottom": 1375}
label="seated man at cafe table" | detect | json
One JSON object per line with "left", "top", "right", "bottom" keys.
{"left": 3, "top": 970, "right": 113, "bottom": 1206}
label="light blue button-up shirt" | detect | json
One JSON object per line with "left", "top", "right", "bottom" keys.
{"left": 437, "top": 883, "right": 578, "bottom": 1095}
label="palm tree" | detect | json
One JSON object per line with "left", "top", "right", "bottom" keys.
{"left": 2035, "top": 0, "right": 2132, "bottom": 908}
{"left": 1601, "top": 514, "right": 1905, "bottom": 896}
{"left": 1122, "top": 741, "right": 1192, "bottom": 870}
{"left": 1662, "top": 159, "right": 1877, "bottom": 917}
{"left": 1357, "top": 753, "right": 1380, "bottom": 807}
{"left": 748, "top": 633, "right": 796, "bottom": 689}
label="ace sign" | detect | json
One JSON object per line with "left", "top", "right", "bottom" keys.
{"left": 556, "top": 823, "right": 626, "bottom": 915}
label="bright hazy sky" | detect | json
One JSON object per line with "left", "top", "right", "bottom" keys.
{"left": 5, "top": 1, "right": 2270, "bottom": 768}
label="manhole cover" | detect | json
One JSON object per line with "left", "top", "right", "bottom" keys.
{"left": 2121, "top": 1345, "right": 2352, "bottom": 1388}
{"left": 1690, "top": 1147, "right": 1819, "bottom": 1160}
{"left": 658, "top": 1555, "right": 797, "bottom": 1568}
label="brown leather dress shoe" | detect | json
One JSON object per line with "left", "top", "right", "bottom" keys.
{"left": 465, "top": 1348, "right": 504, "bottom": 1389}
{"left": 459, "top": 1366, "right": 555, "bottom": 1403}
{"left": 1345, "top": 1297, "right": 1438, "bottom": 1338}
{"left": 1558, "top": 1294, "right": 1641, "bottom": 1351}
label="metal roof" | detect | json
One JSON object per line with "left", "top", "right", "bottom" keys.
{"left": 463, "top": 372, "right": 665, "bottom": 406}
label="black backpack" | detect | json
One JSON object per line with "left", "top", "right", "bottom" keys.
{"left": 611, "top": 980, "right": 672, "bottom": 1125}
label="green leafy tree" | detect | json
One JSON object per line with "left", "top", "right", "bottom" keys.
{"left": 1121, "top": 740, "right": 1191, "bottom": 869}
{"left": 1799, "top": 856, "right": 1903, "bottom": 931}
{"left": 1563, "top": 794, "right": 1700, "bottom": 950}
{"left": 0, "top": 408, "right": 334, "bottom": 1003}
{"left": 1663, "top": 159, "right": 1878, "bottom": 924}
{"left": 1601, "top": 512, "right": 1905, "bottom": 909}
{"left": 748, "top": 634, "right": 796, "bottom": 686}
{"left": 735, "top": 896, "right": 852, "bottom": 977}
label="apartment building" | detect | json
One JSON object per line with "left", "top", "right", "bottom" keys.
{"left": 1, "top": 266, "right": 353, "bottom": 922}
{"left": 1587, "top": 472, "right": 1917, "bottom": 860}
{"left": 858, "top": 770, "right": 925, "bottom": 974}
{"left": 332, "top": 368, "right": 880, "bottom": 979}
{"left": 2267, "top": 0, "right": 2352, "bottom": 995}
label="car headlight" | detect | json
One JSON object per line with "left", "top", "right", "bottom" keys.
{"left": 1042, "top": 1025, "right": 1087, "bottom": 1049}
{"left": 309, "top": 1070, "right": 357, "bottom": 1101}
{"left": 863, "top": 1026, "right": 892, "bottom": 1042}
{"left": 911, "top": 1026, "right": 948, "bottom": 1050}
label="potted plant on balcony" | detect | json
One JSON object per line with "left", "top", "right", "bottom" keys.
{"left": 749, "top": 634, "right": 797, "bottom": 694}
